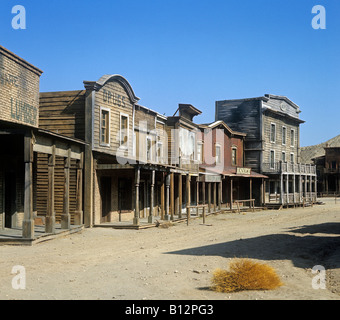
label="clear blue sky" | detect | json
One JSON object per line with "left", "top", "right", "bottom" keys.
{"left": 1, "top": 0, "right": 339, "bottom": 147}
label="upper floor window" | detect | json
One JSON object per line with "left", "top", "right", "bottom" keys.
{"left": 120, "top": 113, "right": 129, "bottom": 147}
{"left": 290, "top": 153, "right": 294, "bottom": 163}
{"left": 282, "top": 126, "right": 286, "bottom": 145}
{"left": 146, "top": 136, "right": 153, "bottom": 161}
{"left": 282, "top": 151, "right": 286, "bottom": 162}
{"left": 197, "top": 141, "right": 203, "bottom": 164}
{"left": 156, "top": 141, "right": 163, "bottom": 163}
{"left": 291, "top": 129, "right": 295, "bottom": 146}
{"left": 215, "top": 144, "right": 221, "bottom": 164}
{"left": 270, "top": 123, "right": 276, "bottom": 143}
{"left": 100, "top": 107, "right": 110, "bottom": 146}
{"left": 231, "top": 147, "right": 237, "bottom": 166}
{"left": 270, "top": 150, "right": 275, "bottom": 169}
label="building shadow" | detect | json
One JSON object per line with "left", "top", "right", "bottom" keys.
{"left": 166, "top": 222, "right": 340, "bottom": 269}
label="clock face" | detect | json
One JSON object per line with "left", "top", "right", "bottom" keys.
{"left": 280, "top": 103, "right": 286, "bottom": 111}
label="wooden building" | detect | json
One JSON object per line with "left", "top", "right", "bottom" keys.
{"left": 216, "top": 94, "right": 317, "bottom": 207}
{"left": 0, "top": 45, "right": 85, "bottom": 242}
{"left": 313, "top": 146, "right": 340, "bottom": 196}
{"left": 198, "top": 120, "right": 267, "bottom": 210}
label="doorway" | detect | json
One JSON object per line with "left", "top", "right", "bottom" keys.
{"left": 100, "top": 177, "right": 112, "bottom": 223}
{"left": 4, "top": 171, "right": 16, "bottom": 228}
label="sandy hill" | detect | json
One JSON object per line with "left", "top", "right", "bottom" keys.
{"left": 301, "top": 134, "right": 340, "bottom": 164}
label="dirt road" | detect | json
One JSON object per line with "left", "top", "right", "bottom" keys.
{"left": 0, "top": 198, "right": 340, "bottom": 300}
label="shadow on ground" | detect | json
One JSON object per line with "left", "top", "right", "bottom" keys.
{"left": 166, "top": 222, "right": 340, "bottom": 269}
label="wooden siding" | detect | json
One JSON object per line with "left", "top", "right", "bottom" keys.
{"left": 262, "top": 113, "right": 300, "bottom": 165}
{"left": 39, "top": 90, "right": 86, "bottom": 140}
{"left": 36, "top": 152, "right": 78, "bottom": 223}
{"left": 93, "top": 80, "right": 134, "bottom": 158}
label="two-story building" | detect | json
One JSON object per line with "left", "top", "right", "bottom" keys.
{"left": 198, "top": 120, "right": 267, "bottom": 211}
{"left": 216, "top": 94, "right": 317, "bottom": 207}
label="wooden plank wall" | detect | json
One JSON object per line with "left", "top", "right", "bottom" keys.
{"left": 39, "top": 90, "right": 86, "bottom": 140}
{"left": 35, "top": 152, "right": 78, "bottom": 223}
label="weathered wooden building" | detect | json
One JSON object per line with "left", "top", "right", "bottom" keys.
{"left": 0, "top": 45, "right": 85, "bottom": 242}
{"left": 198, "top": 121, "right": 267, "bottom": 210}
{"left": 313, "top": 146, "right": 340, "bottom": 196}
{"left": 216, "top": 94, "right": 317, "bottom": 207}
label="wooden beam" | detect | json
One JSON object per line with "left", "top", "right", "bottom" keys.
{"left": 133, "top": 167, "right": 140, "bottom": 226}
{"left": 148, "top": 170, "right": 155, "bottom": 223}
{"left": 61, "top": 148, "right": 71, "bottom": 229}
{"left": 22, "top": 131, "right": 34, "bottom": 239}
{"left": 170, "top": 173, "right": 174, "bottom": 220}
{"left": 178, "top": 174, "right": 182, "bottom": 219}
{"left": 74, "top": 152, "right": 84, "bottom": 225}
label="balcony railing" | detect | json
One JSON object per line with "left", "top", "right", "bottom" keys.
{"left": 262, "top": 162, "right": 316, "bottom": 175}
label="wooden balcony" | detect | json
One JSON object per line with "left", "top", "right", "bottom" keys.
{"left": 262, "top": 161, "right": 316, "bottom": 175}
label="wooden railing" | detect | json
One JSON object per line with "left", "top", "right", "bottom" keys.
{"left": 262, "top": 162, "right": 316, "bottom": 175}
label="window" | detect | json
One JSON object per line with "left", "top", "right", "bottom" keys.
{"left": 146, "top": 136, "right": 152, "bottom": 161}
{"left": 290, "top": 153, "right": 294, "bottom": 163}
{"left": 156, "top": 141, "right": 163, "bottom": 163}
{"left": 270, "top": 123, "right": 276, "bottom": 143}
{"left": 291, "top": 129, "right": 295, "bottom": 146}
{"left": 282, "top": 126, "right": 286, "bottom": 145}
{"left": 215, "top": 144, "right": 221, "bottom": 164}
{"left": 189, "top": 133, "right": 195, "bottom": 161}
{"left": 100, "top": 108, "right": 110, "bottom": 146}
{"left": 232, "top": 147, "right": 237, "bottom": 166}
{"left": 197, "top": 142, "right": 203, "bottom": 163}
{"left": 270, "top": 150, "right": 275, "bottom": 169}
{"left": 120, "top": 114, "right": 129, "bottom": 147}
{"left": 282, "top": 151, "right": 286, "bottom": 162}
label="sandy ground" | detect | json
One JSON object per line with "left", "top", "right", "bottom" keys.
{"left": 0, "top": 198, "right": 340, "bottom": 301}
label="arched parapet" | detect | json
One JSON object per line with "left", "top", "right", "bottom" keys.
{"left": 84, "top": 74, "right": 140, "bottom": 104}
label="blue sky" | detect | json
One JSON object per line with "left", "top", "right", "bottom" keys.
{"left": 1, "top": 0, "right": 339, "bottom": 147}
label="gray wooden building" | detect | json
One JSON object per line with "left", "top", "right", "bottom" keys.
{"left": 215, "top": 94, "right": 317, "bottom": 207}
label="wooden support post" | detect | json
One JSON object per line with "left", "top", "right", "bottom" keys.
{"left": 213, "top": 182, "right": 217, "bottom": 212}
{"left": 164, "top": 173, "right": 171, "bottom": 221}
{"left": 202, "top": 181, "right": 206, "bottom": 222}
{"left": 304, "top": 174, "right": 308, "bottom": 201}
{"left": 74, "top": 152, "right": 84, "bottom": 225}
{"left": 148, "top": 170, "right": 155, "bottom": 223}
{"left": 161, "top": 172, "right": 165, "bottom": 220}
{"left": 196, "top": 179, "right": 199, "bottom": 215}
{"left": 61, "top": 148, "right": 71, "bottom": 229}
{"left": 22, "top": 131, "right": 34, "bottom": 239}
{"left": 230, "top": 178, "right": 233, "bottom": 210}
{"left": 280, "top": 173, "right": 284, "bottom": 205}
{"left": 299, "top": 174, "right": 302, "bottom": 204}
{"left": 133, "top": 167, "right": 140, "bottom": 226}
{"left": 186, "top": 174, "right": 191, "bottom": 224}
{"left": 249, "top": 178, "right": 252, "bottom": 206}
{"left": 218, "top": 181, "right": 222, "bottom": 211}
{"left": 170, "top": 173, "right": 174, "bottom": 221}
{"left": 208, "top": 182, "right": 211, "bottom": 213}
{"left": 178, "top": 174, "right": 182, "bottom": 219}
{"left": 46, "top": 144, "right": 56, "bottom": 234}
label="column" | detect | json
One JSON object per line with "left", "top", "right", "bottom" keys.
{"left": 202, "top": 181, "right": 206, "bottom": 219}
{"left": 74, "top": 152, "right": 84, "bottom": 225}
{"left": 61, "top": 148, "right": 71, "bottom": 229}
{"left": 196, "top": 178, "right": 199, "bottom": 215}
{"left": 299, "top": 174, "right": 302, "bottom": 204}
{"left": 46, "top": 144, "right": 56, "bottom": 234}
{"left": 293, "top": 174, "right": 296, "bottom": 205}
{"left": 304, "top": 174, "right": 308, "bottom": 200}
{"left": 286, "top": 174, "right": 289, "bottom": 205}
{"left": 148, "top": 170, "right": 155, "bottom": 223}
{"left": 133, "top": 166, "right": 140, "bottom": 226}
{"left": 22, "top": 132, "right": 34, "bottom": 239}
{"left": 280, "top": 174, "right": 284, "bottom": 204}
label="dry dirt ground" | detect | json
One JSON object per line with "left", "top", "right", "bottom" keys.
{"left": 1, "top": 198, "right": 340, "bottom": 300}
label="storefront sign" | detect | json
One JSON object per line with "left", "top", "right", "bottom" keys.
{"left": 236, "top": 167, "right": 251, "bottom": 175}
